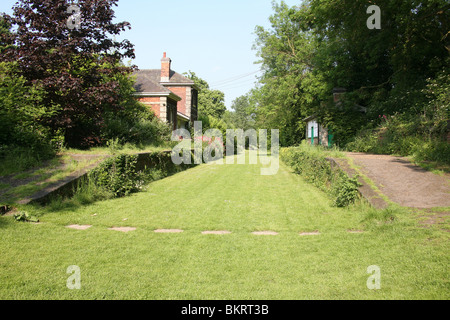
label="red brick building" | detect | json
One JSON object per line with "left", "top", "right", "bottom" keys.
{"left": 133, "top": 53, "right": 198, "bottom": 130}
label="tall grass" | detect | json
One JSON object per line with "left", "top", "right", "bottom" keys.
{"left": 0, "top": 146, "right": 55, "bottom": 176}
{"left": 346, "top": 113, "right": 450, "bottom": 166}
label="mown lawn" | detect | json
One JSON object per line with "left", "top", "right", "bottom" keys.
{"left": 0, "top": 155, "right": 448, "bottom": 299}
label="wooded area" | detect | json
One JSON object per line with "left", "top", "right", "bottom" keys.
{"left": 227, "top": 0, "right": 449, "bottom": 164}
{"left": 1, "top": 0, "right": 449, "bottom": 171}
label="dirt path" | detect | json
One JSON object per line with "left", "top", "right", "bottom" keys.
{"left": 345, "top": 152, "right": 450, "bottom": 209}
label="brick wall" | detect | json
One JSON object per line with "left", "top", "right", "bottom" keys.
{"left": 166, "top": 86, "right": 187, "bottom": 115}
{"left": 138, "top": 97, "right": 161, "bottom": 117}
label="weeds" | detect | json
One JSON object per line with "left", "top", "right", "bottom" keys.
{"left": 281, "top": 142, "right": 360, "bottom": 207}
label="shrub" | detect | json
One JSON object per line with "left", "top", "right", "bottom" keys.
{"left": 88, "top": 154, "right": 143, "bottom": 197}
{"left": 13, "top": 211, "right": 39, "bottom": 223}
{"left": 102, "top": 108, "right": 171, "bottom": 146}
{"left": 281, "top": 142, "right": 360, "bottom": 207}
{"left": 330, "top": 173, "right": 360, "bottom": 207}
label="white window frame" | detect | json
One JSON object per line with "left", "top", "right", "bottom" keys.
{"left": 307, "top": 121, "right": 318, "bottom": 138}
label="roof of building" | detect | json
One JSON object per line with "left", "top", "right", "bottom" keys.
{"left": 133, "top": 71, "right": 172, "bottom": 95}
{"left": 134, "top": 69, "right": 195, "bottom": 87}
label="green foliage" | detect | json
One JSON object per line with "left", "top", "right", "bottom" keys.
{"left": 281, "top": 142, "right": 360, "bottom": 207}
{"left": 0, "top": 61, "right": 57, "bottom": 171}
{"left": 88, "top": 154, "right": 142, "bottom": 198}
{"left": 0, "top": 146, "right": 54, "bottom": 176}
{"left": 226, "top": 94, "right": 256, "bottom": 130}
{"left": 251, "top": 0, "right": 449, "bottom": 148}
{"left": 102, "top": 104, "right": 171, "bottom": 147}
{"left": 13, "top": 211, "right": 39, "bottom": 223}
{"left": 184, "top": 71, "right": 226, "bottom": 118}
{"left": 330, "top": 173, "right": 360, "bottom": 208}
{"left": 346, "top": 73, "right": 450, "bottom": 166}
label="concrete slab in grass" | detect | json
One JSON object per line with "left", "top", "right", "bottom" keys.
{"left": 201, "top": 230, "right": 231, "bottom": 235}
{"left": 251, "top": 231, "right": 279, "bottom": 236}
{"left": 154, "top": 229, "right": 183, "bottom": 233}
{"left": 347, "top": 229, "right": 364, "bottom": 234}
{"left": 299, "top": 231, "right": 320, "bottom": 236}
{"left": 66, "top": 224, "right": 92, "bottom": 230}
{"left": 108, "top": 227, "right": 137, "bottom": 233}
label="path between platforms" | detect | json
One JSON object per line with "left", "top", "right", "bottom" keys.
{"left": 341, "top": 152, "right": 450, "bottom": 209}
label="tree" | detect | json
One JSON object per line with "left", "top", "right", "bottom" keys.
{"left": 1, "top": 0, "right": 135, "bottom": 148}
{"left": 0, "top": 14, "right": 14, "bottom": 54}
{"left": 308, "top": 0, "right": 449, "bottom": 117}
{"left": 226, "top": 94, "right": 255, "bottom": 130}
{"left": 251, "top": 0, "right": 450, "bottom": 146}
{"left": 252, "top": 1, "right": 322, "bottom": 146}
{"left": 0, "top": 14, "right": 52, "bottom": 156}
{"left": 184, "top": 71, "right": 226, "bottom": 119}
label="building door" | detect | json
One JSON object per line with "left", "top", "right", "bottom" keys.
{"left": 307, "top": 120, "right": 318, "bottom": 145}
{"left": 328, "top": 129, "right": 334, "bottom": 147}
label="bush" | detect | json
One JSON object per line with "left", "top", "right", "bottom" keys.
{"left": 88, "top": 154, "right": 143, "bottom": 197}
{"left": 13, "top": 211, "right": 39, "bottom": 223}
{"left": 330, "top": 173, "right": 360, "bottom": 207}
{"left": 346, "top": 111, "right": 449, "bottom": 166}
{"left": 102, "top": 106, "right": 171, "bottom": 146}
{"left": 281, "top": 142, "right": 360, "bottom": 207}
{"left": 0, "top": 61, "right": 58, "bottom": 172}
{"left": 411, "top": 140, "right": 450, "bottom": 164}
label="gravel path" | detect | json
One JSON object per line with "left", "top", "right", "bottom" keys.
{"left": 345, "top": 152, "right": 450, "bottom": 208}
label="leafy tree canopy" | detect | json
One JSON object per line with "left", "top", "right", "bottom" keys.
{"left": 1, "top": 0, "right": 136, "bottom": 148}
{"left": 184, "top": 71, "right": 227, "bottom": 119}
{"left": 251, "top": 0, "right": 449, "bottom": 146}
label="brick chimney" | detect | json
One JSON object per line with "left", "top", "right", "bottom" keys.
{"left": 161, "top": 52, "right": 171, "bottom": 82}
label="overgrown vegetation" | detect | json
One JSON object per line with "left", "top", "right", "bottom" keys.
{"left": 280, "top": 142, "right": 360, "bottom": 207}
{"left": 346, "top": 69, "right": 450, "bottom": 166}
{"left": 0, "top": 1, "right": 172, "bottom": 175}
{"left": 223, "top": 0, "right": 449, "bottom": 159}
{"left": 13, "top": 210, "right": 39, "bottom": 223}
{"left": 46, "top": 150, "right": 195, "bottom": 210}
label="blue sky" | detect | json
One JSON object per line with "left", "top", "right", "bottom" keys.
{"left": 1, "top": 0, "right": 301, "bottom": 109}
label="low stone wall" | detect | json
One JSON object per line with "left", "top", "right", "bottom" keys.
{"left": 25, "top": 150, "right": 195, "bottom": 206}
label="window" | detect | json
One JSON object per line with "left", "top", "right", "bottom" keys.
{"left": 307, "top": 121, "right": 318, "bottom": 138}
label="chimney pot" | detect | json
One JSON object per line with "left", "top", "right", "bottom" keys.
{"left": 161, "top": 52, "right": 171, "bottom": 82}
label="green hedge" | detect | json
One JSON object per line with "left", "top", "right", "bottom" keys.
{"left": 280, "top": 144, "right": 360, "bottom": 207}
{"left": 88, "top": 151, "right": 195, "bottom": 198}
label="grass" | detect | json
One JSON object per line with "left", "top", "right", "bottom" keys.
{"left": 407, "top": 158, "right": 450, "bottom": 175}
{"left": 0, "top": 142, "right": 173, "bottom": 205}
{"left": 61, "top": 142, "right": 171, "bottom": 156}
{"left": 0, "top": 156, "right": 102, "bottom": 204}
{"left": 0, "top": 142, "right": 171, "bottom": 178}
{"left": 0, "top": 154, "right": 448, "bottom": 299}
